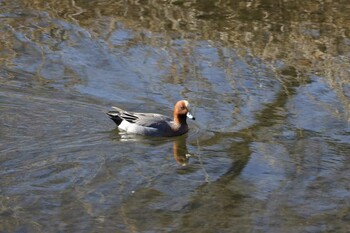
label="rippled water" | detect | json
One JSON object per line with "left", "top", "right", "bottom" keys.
{"left": 1, "top": 1, "right": 350, "bottom": 232}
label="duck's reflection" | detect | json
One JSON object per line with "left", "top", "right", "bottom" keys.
{"left": 173, "top": 136, "right": 190, "bottom": 166}
{"left": 111, "top": 129, "right": 191, "bottom": 165}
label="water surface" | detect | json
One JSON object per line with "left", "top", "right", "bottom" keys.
{"left": 1, "top": 1, "right": 350, "bottom": 232}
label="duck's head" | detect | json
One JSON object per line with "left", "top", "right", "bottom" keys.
{"left": 174, "top": 100, "right": 195, "bottom": 122}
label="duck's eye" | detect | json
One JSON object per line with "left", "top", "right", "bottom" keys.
{"left": 180, "top": 106, "right": 185, "bottom": 110}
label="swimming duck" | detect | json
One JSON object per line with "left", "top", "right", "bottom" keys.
{"left": 107, "top": 100, "right": 195, "bottom": 137}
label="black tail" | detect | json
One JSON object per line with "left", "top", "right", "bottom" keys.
{"left": 107, "top": 111, "right": 123, "bottom": 125}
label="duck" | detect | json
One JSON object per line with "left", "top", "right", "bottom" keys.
{"left": 107, "top": 100, "right": 195, "bottom": 137}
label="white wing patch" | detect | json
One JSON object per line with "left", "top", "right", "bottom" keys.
{"left": 118, "top": 119, "right": 158, "bottom": 135}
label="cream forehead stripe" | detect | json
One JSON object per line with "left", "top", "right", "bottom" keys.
{"left": 183, "top": 100, "right": 190, "bottom": 109}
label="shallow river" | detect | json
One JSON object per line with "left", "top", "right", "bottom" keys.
{"left": 1, "top": 1, "right": 350, "bottom": 232}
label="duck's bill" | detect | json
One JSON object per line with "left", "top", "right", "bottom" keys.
{"left": 187, "top": 112, "right": 195, "bottom": 120}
